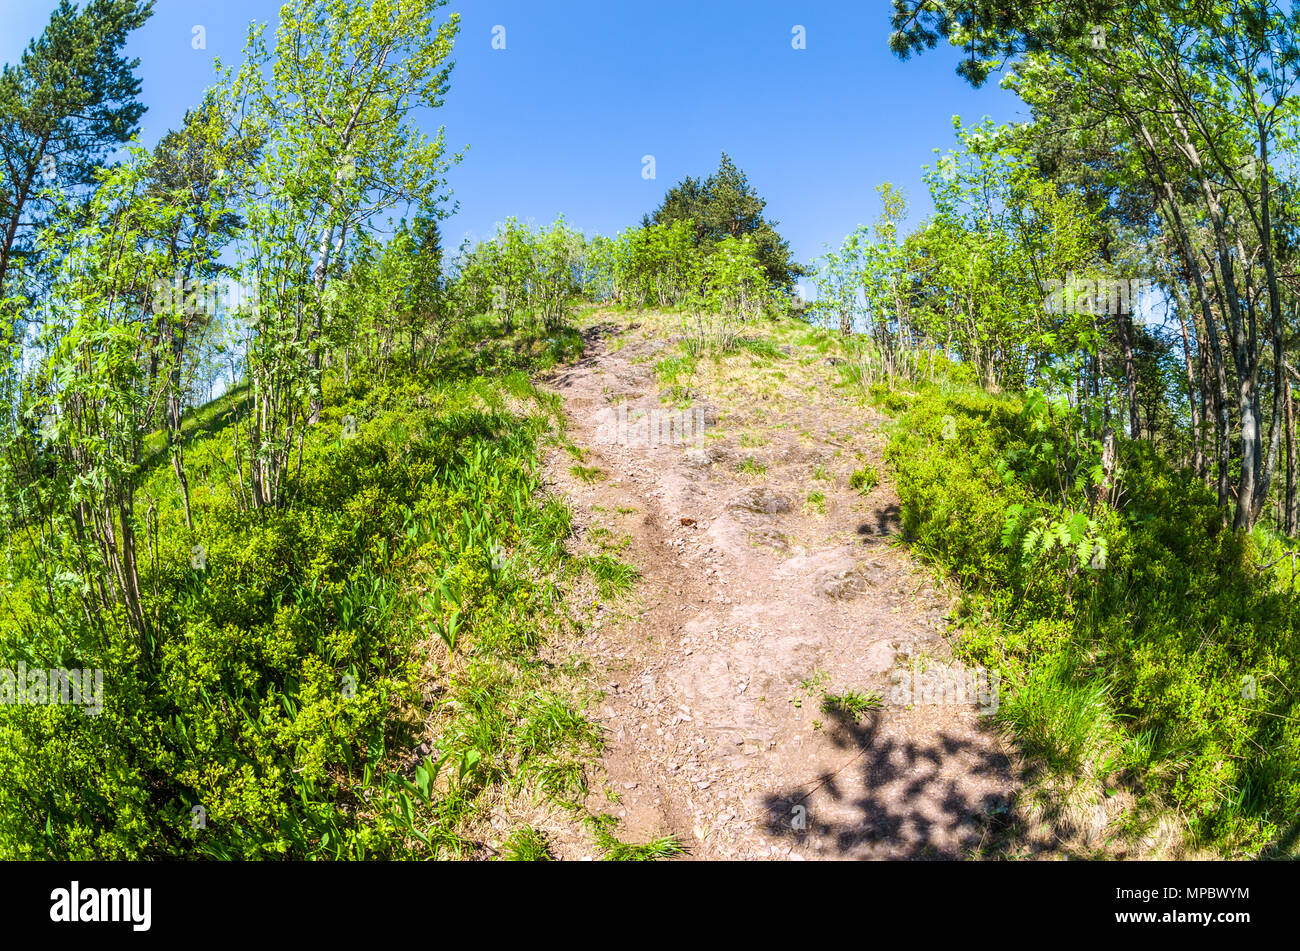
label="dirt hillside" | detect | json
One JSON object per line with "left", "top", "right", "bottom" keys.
{"left": 531, "top": 309, "right": 1045, "bottom": 860}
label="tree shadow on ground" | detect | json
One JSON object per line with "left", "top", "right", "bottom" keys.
{"left": 760, "top": 706, "right": 1044, "bottom": 859}
{"left": 857, "top": 503, "right": 901, "bottom": 540}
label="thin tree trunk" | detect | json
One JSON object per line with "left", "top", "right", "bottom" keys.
{"left": 1286, "top": 374, "right": 1297, "bottom": 536}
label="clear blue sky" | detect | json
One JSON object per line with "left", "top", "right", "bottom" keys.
{"left": 0, "top": 0, "right": 1024, "bottom": 274}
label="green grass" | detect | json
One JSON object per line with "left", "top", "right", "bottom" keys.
{"left": 821, "top": 689, "right": 883, "bottom": 720}
{"left": 501, "top": 827, "right": 553, "bottom": 861}
{"left": 654, "top": 353, "right": 697, "bottom": 406}
{"left": 849, "top": 464, "right": 880, "bottom": 494}
{"left": 141, "top": 382, "right": 251, "bottom": 469}
{"left": 569, "top": 464, "right": 605, "bottom": 484}
{"left": 995, "top": 659, "right": 1117, "bottom": 776}
{"left": 735, "top": 335, "right": 786, "bottom": 361}
{"left": 580, "top": 553, "right": 639, "bottom": 598}
{"left": 585, "top": 814, "right": 683, "bottom": 861}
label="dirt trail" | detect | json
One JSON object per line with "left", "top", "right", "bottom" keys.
{"left": 543, "top": 312, "right": 1021, "bottom": 859}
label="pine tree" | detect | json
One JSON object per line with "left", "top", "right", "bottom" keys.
{"left": 644, "top": 152, "right": 805, "bottom": 291}
{"left": 0, "top": 0, "right": 154, "bottom": 328}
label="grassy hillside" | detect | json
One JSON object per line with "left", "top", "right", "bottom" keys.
{"left": 0, "top": 316, "right": 622, "bottom": 859}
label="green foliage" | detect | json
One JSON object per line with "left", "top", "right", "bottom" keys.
{"left": 0, "top": 329, "right": 599, "bottom": 858}
{"left": 849, "top": 464, "right": 880, "bottom": 494}
{"left": 224, "top": 0, "right": 463, "bottom": 501}
{"left": 0, "top": 0, "right": 154, "bottom": 321}
{"left": 585, "top": 814, "right": 683, "bottom": 861}
{"left": 888, "top": 385, "right": 1300, "bottom": 855}
{"left": 820, "top": 689, "right": 883, "bottom": 720}
{"left": 696, "top": 235, "right": 771, "bottom": 320}
{"left": 446, "top": 183, "right": 789, "bottom": 326}
{"left": 603, "top": 219, "right": 698, "bottom": 308}
{"left": 452, "top": 217, "right": 587, "bottom": 334}
{"left": 643, "top": 152, "right": 804, "bottom": 291}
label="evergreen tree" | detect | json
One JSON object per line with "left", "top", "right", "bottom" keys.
{"left": 643, "top": 152, "right": 805, "bottom": 291}
{"left": 0, "top": 0, "right": 154, "bottom": 327}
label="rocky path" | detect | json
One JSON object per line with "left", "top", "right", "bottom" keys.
{"left": 542, "top": 312, "right": 1021, "bottom": 860}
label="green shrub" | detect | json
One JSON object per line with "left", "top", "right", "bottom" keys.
{"left": 887, "top": 384, "right": 1300, "bottom": 855}
{"left": 0, "top": 344, "right": 597, "bottom": 859}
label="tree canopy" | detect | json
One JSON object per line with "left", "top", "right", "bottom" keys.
{"left": 642, "top": 152, "right": 805, "bottom": 291}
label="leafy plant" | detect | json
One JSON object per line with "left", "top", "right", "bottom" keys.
{"left": 585, "top": 814, "right": 683, "bottom": 861}
{"left": 821, "top": 690, "right": 883, "bottom": 720}
{"left": 849, "top": 464, "right": 880, "bottom": 493}
{"left": 501, "top": 827, "right": 552, "bottom": 861}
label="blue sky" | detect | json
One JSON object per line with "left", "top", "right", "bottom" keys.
{"left": 0, "top": 0, "right": 1024, "bottom": 273}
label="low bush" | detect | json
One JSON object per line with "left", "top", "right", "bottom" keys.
{"left": 887, "top": 385, "right": 1300, "bottom": 855}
